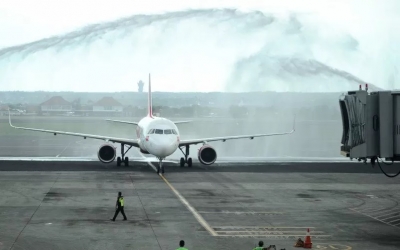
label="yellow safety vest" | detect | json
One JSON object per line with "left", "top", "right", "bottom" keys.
{"left": 119, "top": 197, "right": 124, "bottom": 207}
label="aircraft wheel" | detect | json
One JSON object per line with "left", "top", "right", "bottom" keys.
{"left": 187, "top": 157, "right": 192, "bottom": 167}
{"left": 117, "top": 157, "right": 121, "bottom": 166}
{"left": 180, "top": 157, "right": 185, "bottom": 167}
{"left": 124, "top": 157, "right": 129, "bottom": 166}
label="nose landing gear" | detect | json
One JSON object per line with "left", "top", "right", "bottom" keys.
{"left": 179, "top": 145, "right": 192, "bottom": 167}
{"left": 157, "top": 157, "right": 165, "bottom": 175}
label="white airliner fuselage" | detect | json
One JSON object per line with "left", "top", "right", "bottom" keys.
{"left": 137, "top": 116, "right": 180, "bottom": 158}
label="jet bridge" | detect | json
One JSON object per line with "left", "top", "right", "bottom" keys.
{"left": 339, "top": 84, "right": 400, "bottom": 177}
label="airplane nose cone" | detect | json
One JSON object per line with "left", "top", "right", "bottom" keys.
{"left": 147, "top": 135, "right": 178, "bottom": 157}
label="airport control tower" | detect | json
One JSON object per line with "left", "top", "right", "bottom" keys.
{"left": 137, "top": 80, "right": 144, "bottom": 93}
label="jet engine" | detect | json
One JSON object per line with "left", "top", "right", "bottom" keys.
{"left": 97, "top": 144, "right": 116, "bottom": 163}
{"left": 198, "top": 145, "right": 217, "bottom": 165}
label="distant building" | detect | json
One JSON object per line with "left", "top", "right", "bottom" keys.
{"left": 137, "top": 80, "right": 144, "bottom": 93}
{"left": 26, "top": 105, "right": 40, "bottom": 114}
{"left": 92, "top": 97, "right": 123, "bottom": 116}
{"left": 0, "top": 104, "right": 9, "bottom": 116}
{"left": 40, "top": 96, "right": 72, "bottom": 114}
{"left": 75, "top": 105, "right": 92, "bottom": 116}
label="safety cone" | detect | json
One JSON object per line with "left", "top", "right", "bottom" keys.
{"left": 303, "top": 228, "right": 312, "bottom": 248}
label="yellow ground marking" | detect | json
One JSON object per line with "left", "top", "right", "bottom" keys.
{"left": 146, "top": 160, "right": 217, "bottom": 236}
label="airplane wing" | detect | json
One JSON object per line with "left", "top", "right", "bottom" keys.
{"left": 9, "top": 111, "right": 140, "bottom": 147}
{"left": 179, "top": 116, "right": 296, "bottom": 146}
{"left": 105, "top": 119, "right": 138, "bottom": 125}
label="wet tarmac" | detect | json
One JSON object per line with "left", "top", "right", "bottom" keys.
{"left": 1, "top": 117, "right": 400, "bottom": 249}
{"left": 0, "top": 160, "right": 400, "bottom": 250}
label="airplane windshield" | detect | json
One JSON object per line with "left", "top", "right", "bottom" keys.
{"left": 148, "top": 129, "right": 177, "bottom": 135}
{"left": 154, "top": 129, "right": 163, "bottom": 134}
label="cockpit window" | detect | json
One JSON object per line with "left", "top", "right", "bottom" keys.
{"left": 154, "top": 129, "right": 163, "bottom": 134}
{"left": 149, "top": 129, "right": 177, "bottom": 135}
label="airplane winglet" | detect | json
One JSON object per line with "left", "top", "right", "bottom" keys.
{"left": 292, "top": 114, "right": 296, "bottom": 132}
{"left": 8, "top": 108, "right": 14, "bottom": 127}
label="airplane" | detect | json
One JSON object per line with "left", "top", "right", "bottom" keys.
{"left": 8, "top": 74, "right": 296, "bottom": 174}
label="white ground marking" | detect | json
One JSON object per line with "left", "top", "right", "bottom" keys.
{"left": 56, "top": 139, "right": 84, "bottom": 157}
{"left": 212, "top": 226, "right": 331, "bottom": 238}
{"left": 198, "top": 211, "right": 284, "bottom": 216}
{"left": 0, "top": 157, "right": 95, "bottom": 161}
{"left": 350, "top": 208, "right": 400, "bottom": 228}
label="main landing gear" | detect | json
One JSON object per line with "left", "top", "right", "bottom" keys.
{"left": 179, "top": 145, "right": 192, "bottom": 167}
{"left": 157, "top": 158, "right": 164, "bottom": 175}
{"left": 117, "top": 143, "right": 133, "bottom": 166}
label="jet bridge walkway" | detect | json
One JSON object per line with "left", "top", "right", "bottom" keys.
{"left": 339, "top": 84, "right": 400, "bottom": 177}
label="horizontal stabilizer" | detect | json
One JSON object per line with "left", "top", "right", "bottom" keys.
{"left": 105, "top": 119, "right": 138, "bottom": 125}
{"left": 173, "top": 120, "right": 191, "bottom": 124}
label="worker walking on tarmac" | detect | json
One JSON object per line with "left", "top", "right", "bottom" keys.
{"left": 176, "top": 240, "right": 188, "bottom": 250}
{"left": 110, "top": 191, "right": 127, "bottom": 221}
{"left": 253, "top": 240, "right": 264, "bottom": 250}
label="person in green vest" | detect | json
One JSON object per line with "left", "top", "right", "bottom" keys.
{"left": 110, "top": 191, "right": 127, "bottom": 221}
{"left": 176, "top": 240, "right": 188, "bottom": 250}
{"left": 253, "top": 240, "right": 264, "bottom": 250}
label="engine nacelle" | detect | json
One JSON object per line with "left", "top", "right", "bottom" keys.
{"left": 98, "top": 144, "right": 116, "bottom": 163}
{"left": 198, "top": 145, "right": 217, "bottom": 165}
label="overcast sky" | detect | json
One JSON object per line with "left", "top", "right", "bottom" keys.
{"left": 1, "top": 0, "right": 399, "bottom": 49}
{"left": 1, "top": 0, "right": 399, "bottom": 92}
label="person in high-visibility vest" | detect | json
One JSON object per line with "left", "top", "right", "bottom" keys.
{"left": 253, "top": 240, "right": 264, "bottom": 250}
{"left": 110, "top": 192, "right": 127, "bottom": 221}
{"left": 176, "top": 240, "right": 188, "bottom": 250}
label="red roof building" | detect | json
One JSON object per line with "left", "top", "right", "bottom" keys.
{"left": 40, "top": 96, "right": 72, "bottom": 112}
{"left": 93, "top": 97, "right": 123, "bottom": 112}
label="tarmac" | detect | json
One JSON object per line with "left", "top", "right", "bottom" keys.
{"left": 1, "top": 117, "right": 400, "bottom": 249}
{"left": 0, "top": 159, "right": 400, "bottom": 250}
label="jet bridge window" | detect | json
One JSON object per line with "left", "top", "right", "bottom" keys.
{"left": 154, "top": 129, "right": 163, "bottom": 134}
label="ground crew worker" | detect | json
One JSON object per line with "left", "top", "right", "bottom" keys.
{"left": 253, "top": 240, "right": 264, "bottom": 250}
{"left": 176, "top": 240, "right": 188, "bottom": 250}
{"left": 110, "top": 191, "right": 127, "bottom": 221}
